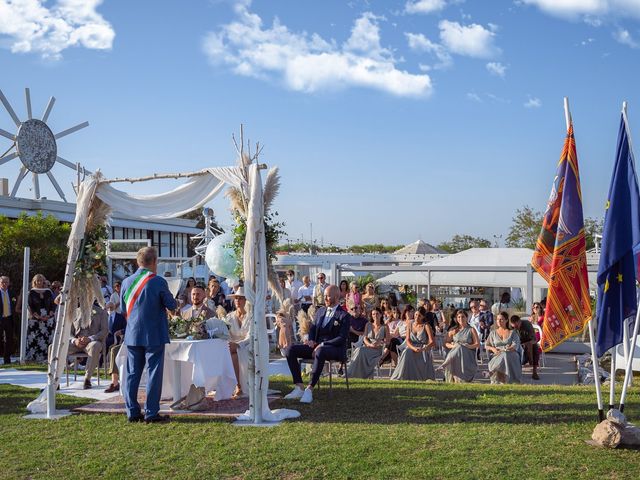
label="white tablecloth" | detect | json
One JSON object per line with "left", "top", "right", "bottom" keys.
{"left": 116, "top": 339, "right": 236, "bottom": 401}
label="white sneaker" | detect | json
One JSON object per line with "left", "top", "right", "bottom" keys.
{"left": 284, "top": 387, "right": 304, "bottom": 400}
{"left": 299, "top": 387, "right": 313, "bottom": 404}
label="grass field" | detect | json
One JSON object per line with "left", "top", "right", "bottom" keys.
{"left": 0, "top": 377, "right": 639, "bottom": 480}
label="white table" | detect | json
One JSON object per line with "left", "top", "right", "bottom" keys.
{"left": 116, "top": 339, "right": 236, "bottom": 401}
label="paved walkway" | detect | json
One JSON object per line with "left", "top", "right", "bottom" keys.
{"left": 0, "top": 352, "right": 579, "bottom": 404}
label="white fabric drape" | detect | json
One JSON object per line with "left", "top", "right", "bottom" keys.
{"left": 27, "top": 176, "right": 101, "bottom": 414}
{"left": 237, "top": 164, "right": 299, "bottom": 423}
{"left": 95, "top": 167, "right": 244, "bottom": 219}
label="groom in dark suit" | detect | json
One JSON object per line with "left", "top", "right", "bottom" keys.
{"left": 285, "top": 284, "right": 351, "bottom": 403}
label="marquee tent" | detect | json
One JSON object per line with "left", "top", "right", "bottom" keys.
{"left": 377, "top": 247, "right": 598, "bottom": 289}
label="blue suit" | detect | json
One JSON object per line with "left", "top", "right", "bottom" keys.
{"left": 121, "top": 268, "right": 177, "bottom": 420}
{"left": 286, "top": 305, "right": 351, "bottom": 387}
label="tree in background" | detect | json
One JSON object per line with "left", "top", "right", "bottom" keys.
{"left": 506, "top": 205, "right": 603, "bottom": 250}
{"left": 274, "top": 242, "right": 404, "bottom": 254}
{"left": 437, "top": 234, "right": 491, "bottom": 253}
{"left": 584, "top": 216, "right": 604, "bottom": 250}
{"left": 505, "top": 206, "right": 543, "bottom": 249}
{"left": 0, "top": 213, "right": 71, "bottom": 287}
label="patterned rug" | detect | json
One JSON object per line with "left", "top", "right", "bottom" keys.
{"left": 72, "top": 392, "right": 283, "bottom": 418}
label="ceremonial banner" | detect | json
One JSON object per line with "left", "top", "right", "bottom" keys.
{"left": 595, "top": 114, "right": 640, "bottom": 358}
{"left": 532, "top": 122, "right": 592, "bottom": 351}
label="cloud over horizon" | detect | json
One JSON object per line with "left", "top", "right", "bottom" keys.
{"left": 203, "top": 4, "right": 432, "bottom": 98}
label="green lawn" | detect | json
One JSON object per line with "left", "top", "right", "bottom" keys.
{"left": 0, "top": 378, "right": 638, "bottom": 480}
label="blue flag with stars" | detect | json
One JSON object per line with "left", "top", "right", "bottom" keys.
{"left": 596, "top": 113, "right": 640, "bottom": 357}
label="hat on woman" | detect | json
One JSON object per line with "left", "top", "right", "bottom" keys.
{"left": 229, "top": 287, "right": 246, "bottom": 298}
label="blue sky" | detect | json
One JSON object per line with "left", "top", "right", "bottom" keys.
{"left": 1, "top": 0, "right": 640, "bottom": 247}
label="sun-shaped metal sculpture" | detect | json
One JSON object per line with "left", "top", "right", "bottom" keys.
{"left": 0, "top": 88, "right": 89, "bottom": 202}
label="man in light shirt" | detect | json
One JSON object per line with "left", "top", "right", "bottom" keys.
{"left": 285, "top": 270, "right": 303, "bottom": 306}
{"left": 297, "top": 275, "right": 314, "bottom": 313}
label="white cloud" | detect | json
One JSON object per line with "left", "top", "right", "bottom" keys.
{"left": 524, "top": 96, "right": 542, "bottom": 108}
{"left": 0, "top": 0, "right": 114, "bottom": 60}
{"left": 520, "top": 0, "right": 640, "bottom": 19}
{"left": 486, "top": 61, "right": 506, "bottom": 77}
{"left": 613, "top": 28, "right": 639, "bottom": 48}
{"left": 405, "top": 0, "right": 446, "bottom": 14}
{"left": 405, "top": 32, "right": 452, "bottom": 69}
{"left": 204, "top": 6, "right": 432, "bottom": 97}
{"left": 466, "top": 92, "right": 482, "bottom": 102}
{"left": 438, "top": 20, "right": 500, "bottom": 58}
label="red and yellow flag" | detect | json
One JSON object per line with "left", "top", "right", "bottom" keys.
{"left": 531, "top": 122, "right": 592, "bottom": 352}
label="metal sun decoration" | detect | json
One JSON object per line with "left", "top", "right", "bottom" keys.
{"left": 0, "top": 88, "right": 89, "bottom": 202}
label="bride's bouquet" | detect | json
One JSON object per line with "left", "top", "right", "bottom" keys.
{"left": 169, "top": 311, "right": 209, "bottom": 340}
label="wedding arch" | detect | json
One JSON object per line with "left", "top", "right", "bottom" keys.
{"left": 26, "top": 146, "right": 299, "bottom": 424}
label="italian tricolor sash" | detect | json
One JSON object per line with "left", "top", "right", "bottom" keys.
{"left": 123, "top": 269, "right": 155, "bottom": 318}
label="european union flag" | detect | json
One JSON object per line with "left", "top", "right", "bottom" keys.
{"left": 596, "top": 113, "right": 640, "bottom": 358}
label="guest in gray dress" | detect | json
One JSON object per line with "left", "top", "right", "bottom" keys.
{"left": 486, "top": 311, "right": 522, "bottom": 384}
{"left": 390, "top": 307, "right": 436, "bottom": 381}
{"left": 348, "top": 308, "right": 389, "bottom": 379}
{"left": 440, "top": 309, "right": 479, "bottom": 383}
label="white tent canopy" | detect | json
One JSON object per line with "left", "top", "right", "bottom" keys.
{"left": 378, "top": 247, "right": 597, "bottom": 289}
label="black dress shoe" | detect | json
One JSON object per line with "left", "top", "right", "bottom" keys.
{"left": 145, "top": 414, "right": 171, "bottom": 424}
{"left": 104, "top": 383, "right": 120, "bottom": 393}
{"left": 128, "top": 414, "right": 145, "bottom": 423}
{"left": 83, "top": 379, "right": 92, "bottom": 390}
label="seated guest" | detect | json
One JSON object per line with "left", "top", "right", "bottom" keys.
{"left": 486, "top": 311, "right": 522, "bottom": 384}
{"left": 67, "top": 303, "right": 108, "bottom": 389}
{"left": 391, "top": 306, "right": 436, "bottom": 381}
{"left": 284, "top": 285, "right": 351, "bottom": 404}
{"left": 347, "top": 307, "right": 389, "bottom": 379}
{"left": 297, "top": 276, "right": 314, "bottom": 313}
{"left": 361, "top": 283, "right": 379, "bottom": 314}
{"left": 338, "top": 280, "right": 349, "bottom": 307}
{"left": 206, "top": 277, "right": 227, "bottom": 311}
{"left": 380, "top": 305, "right": 410, "bottom": 367}
{"left": 348, "top": 304, "right": 367, "bottom": 345}
{"left": 182, "top": 277, "right": 196, "bottom": 303}
{"left": 346, "top": 282, "right": 362, "bottom": 311}
{"left": 104, "top": 301, "right": 126, "bottom": 393}
{"left": 225, "top": 288, "right": 250, "bottom": 398}
{"left": 182, "top": 283, "right": 215, "bottom": 321}
{"left": 440, "top": 309, "right": 479, "bottom": 383}
{"left": 510, "top": 314, "right": 540, "bottom": 380}
{"left": 478, "top": 299, "right": 494, "bottom": 341}
{"left": 313, "top": 272, "right": 329, "bottom": 308}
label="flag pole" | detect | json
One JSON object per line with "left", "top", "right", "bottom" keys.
{"left": 565, "top": 96, "right": 604, "bottom": 420}
{"left": 619, "top": 101, "right": 640, "bottom": 413}
{"left": 609, "top": 347, "right": 616, "bottom": 410}
{"left": 619, "top": 307, "right": 640, "bottom": 412}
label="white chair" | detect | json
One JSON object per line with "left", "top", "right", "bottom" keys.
{"left": 532, "top": 324, "right": 546, "bottom": 368}
{"left": 266, "top": 314, "right": 277, "bottom": 350}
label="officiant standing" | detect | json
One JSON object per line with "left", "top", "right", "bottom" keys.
{"left": 121, "top": 247, "right": 177, "bottom": 424}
